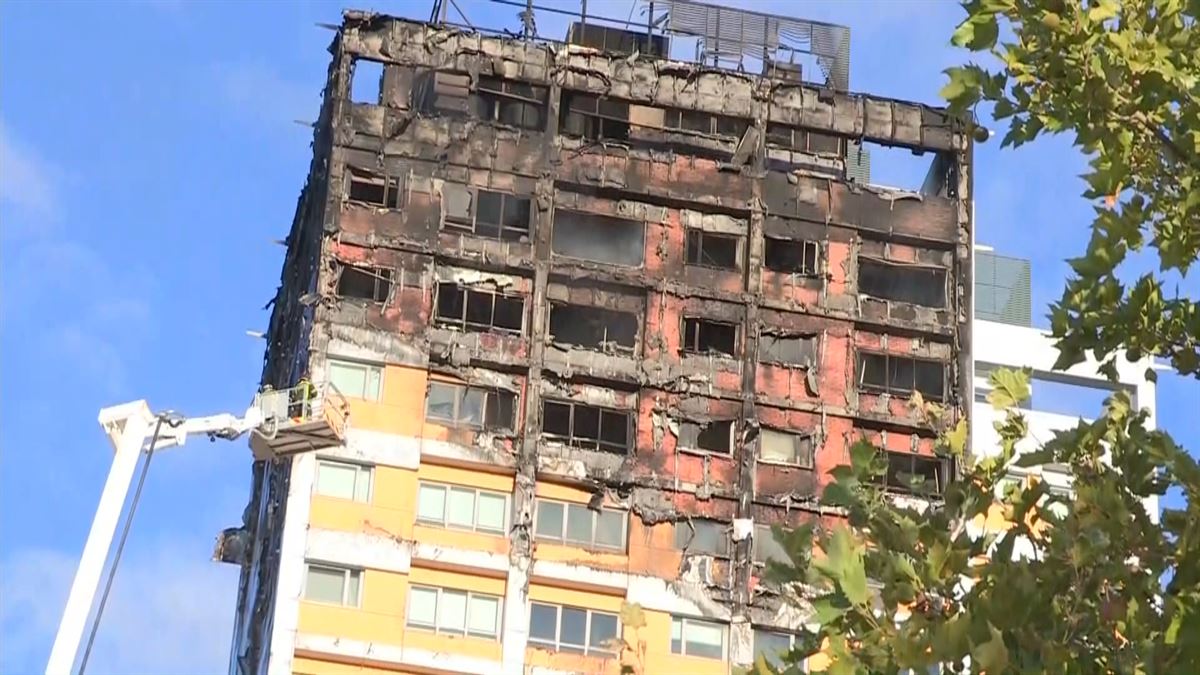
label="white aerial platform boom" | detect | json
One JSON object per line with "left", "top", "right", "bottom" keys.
{"left": 46, "top": 384, "right": 347, "bottom": 675}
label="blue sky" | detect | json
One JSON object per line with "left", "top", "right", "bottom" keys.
{"left": 0, "top": 1, "right": 1195, "bottom": 673}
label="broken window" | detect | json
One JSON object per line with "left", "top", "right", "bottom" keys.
{"left": 551, "top": 211, "right": 644, "bottom": 267}
{"left": 347, "top": 168, "right": 403, "bottom": 209}
{"left": 663, "top": 109, "right": 749, "bottom": 139}
{"left": 350, "top": 59, "right": 383, "bottom": 104}
{"left": 548, "top": 304, "right": 638, "bottom": 352}
{"left": 681, "top": 317, "right": 737, "bottom": 357}
{"left": 541, "top": 399, "right": 630, "bottom": 454}
{"left": 425, "top": 381, "right": 516, "bottom": 431}
{"left": 685, "top": 230, "right": 739, "bottom": 270}
{"left": 560, "top": 93, "right": 631, "bottom": 141}
{"left": 758, "top": 428, "right": 814, "bottom": 468}
{"left": 759, "top": 334, "right": 817, "bottom": 367}
{"left": 673, "top": 520, "right": 728, "bottom": 557}
{"left": 858, "top": 258, "right": 947, "bottom": 308}
{"left": 336, "top": 264, "right": 393, "bottom": 303}
{"left": 678, "top": 420, "right": 733, "bottom": 455}
{"left": 881, "top": 452, "right": 949, "bottom": 495}
{"left": 753, "top": 524, "right": 789, "bottom": 565}
{"left": 434, "top": 282, "right": 525, "bottom": 334}
{"left": 475, "top": 76, "right": 548, "bottom": 131}
{"left": 765, "top": 124, "right": 845, "bottom": 156}
{"left": 858, "top": 352, "right": 946, "bottom": 401}
{"left": 442, "top": 184, "right": 531, "bottom": 242}
{"left": 764, "top": 237, "right": 820, "bottom": 275}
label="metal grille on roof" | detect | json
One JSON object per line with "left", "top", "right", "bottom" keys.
{"left": 652, "top": 0, "right": 850, "bottom": 90}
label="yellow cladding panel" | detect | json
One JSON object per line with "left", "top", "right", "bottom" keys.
{"left": 298, "top": 569, "right": 406, "bottom": 645}
{"left": 344, "top": 365, "right": 427, "bottom": 436}
{"left": 310, "top": 465, "right": 417, "bottom": 540}
{"left": 292, "top": 656, "right": 408, "bottom": 675}
{"left": 418, "top": 462, "right": 514, "bottom": 493}
{"left": 535, "top": 481, "right": 594, "bottom": 503}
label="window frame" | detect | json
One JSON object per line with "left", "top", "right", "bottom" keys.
{"left": 858, "top": 257, "right": 948, "bottom": 308}
{"left": 441, "top": 184, "right": 532, "bottom": 242}
{"left": 335, "top": 262, "right": 393, "bottom": 304}
{"left": 673, "top": 519, "right": 729, "bottom": 557}
{"left": 753, "top": 524, "right": 789, "bottom": 565}
{"left": 677, "top": 419, "right": 735, "bottom": 456}
{"left": 325, "top": 358, "right": 383, "bottom": 401}
{"left": 684, "top": 229, "right": 741, "bottom": 270}
{"left": 415, "top": 481, "right": 510, "bottom": 534}
{"left": 527, "top": 601, "right": 620, "bottom": 656}
{"left": 433, "top": 281, "right": 526, "bottom": 335}
{"left": 475, "top": 76, "right": 548, "bottom": 131}
{"left": 533, "top": 498, "right": 629, "bottom": 552}
{"left": 857, "top": 351, "right": 947, "bottom": 401}
{"left": 670, "top": 615, "right": 728, "bottom": 659}
{"left": 424, "top": 381, "right": 517, "bottom": 431}
{"left": 680, "top": 316, "right": 738, "bottom": 357}
{"left": 540, "top": 399, "right": 632, "bottom": 454}
{"left": 757, "top": 427, "right": 815, "bottom": 469}
{"left": 313, "top": 458, "right": 374, "bottom": 503}
{"left": 302, "top": 562, "right": 362, "bottom": 607}
{"left": 758, "top": 333, "right": 818, "bottom": 368}
{"left": 763, "top": 237, "right": 821, "bottom": 276}
{"left": 752, "top": 629, "right": 799, "bottom": 670}
{"left": 405, "top": 584, "right": 504, "bottom": 640}
{"left": 880, "top": 452, "right": 950, "bottom": 496}
{"left": 345, "top": 167, "right": 403, "bottom": 209}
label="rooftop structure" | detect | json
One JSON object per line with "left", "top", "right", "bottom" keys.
{"left": 225, "top": 3, "right": 975, "bottom": 673}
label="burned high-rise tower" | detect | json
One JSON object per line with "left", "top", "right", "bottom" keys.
{"left": 227, "top": 2, "right": 974, "bottom": 673}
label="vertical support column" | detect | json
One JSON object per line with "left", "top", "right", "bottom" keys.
{"left": 47, "top": 405, "right": 153, "bottom": 675}
{"left": 502, "top": 54, "right": 563, "bottom": 675}
{"left": 266, "top": 454, "right": 318, "bottom": 675}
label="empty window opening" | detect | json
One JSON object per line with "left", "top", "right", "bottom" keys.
{"left": 759, "top": 428, "right": 814, "bottom": 467}
{"left": 552, "top": 211, "right": 645, "bottom": 267}
{"left": 685, "top": 230, "right": 739, "bottom": 270}
{"left": 662, "top": 108, "right": 750, "bottom": 139}
{"left": 336, "top": 264, "right": 392, "bottom": 303}
{"left": 759, "top": 334, "right": 817, "bottom": 367}
{"left": 350, "top": 59, "right": 384, "bottom": 104}
{"left": 764, "top": 237, "right": 820, "bottom": 275}
{"left": 407, "top": 585, "right": 502, "bottom": 639}
{"left": 434, "top": 282, "right": 525, "bottom": 334}
{"left": 347, "top": 169, "right": 403, "bottom": 209}
{"left": 678, "top": 420, "right": 733, "bottom": 455}
{"left": 753, "top": 525, "right": 789, "bottom": 565}
{"left": 681, "top": 317, "right": 737, "bottom": 357}
{"left": 425, "top": 381, "right": 516, "bottom": 431}
{"left": 858, "top": 352, "right": 946, "bottom": 401}
{"left": 529, "top": 602, "right": 620, "bottom": 656}
{"left": 859, "top": 258, "right": 947, "bottom": 308}
{"left": 881, "top": 452, "right": 949, "bottom": 495}
{"left": 674, "top": 519, "right": 728, "bottom": 556}
{"left": 548, "top": 304, "right": 638, "bottom": 352}
{"left": 561, "top": 93, "right": 631, "bottom": 141}
{"left": 541, "top": 399, "right": 630, "bottom": 454}
{"left": 476, "top": 76, "right": 548, "bottom": 131}
{"left": 534, "top": 499, "right": 628, "bottom": 551}
{"left": 442, "top": 185, "right": 531, "bottom": 242}
{"left": 765, "top": 124, "right": 845, "bottom": 156}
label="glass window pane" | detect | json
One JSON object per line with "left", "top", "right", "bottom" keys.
{"left": 529, "top": 603, "right": 558, "bottom": 644}
{"left": 304, "top": 566, "right": 346, "bottom": 604}
{"left": 467, "top": 595, "right": 500, "bottom": 637}
{"left": 595, "top": 510, "right": 625, "bottom": 549}
{"left": 427, "top": 383, "right": 458, "bottom": 421}
{"left": 417, "top": 484, "right": 446, "bottom": 524}
{"left": 589, "top": 612, "right": 618, "bottom": 652}
{"left": 670, "top": 617, "right": 683, "bottom": 654}
{"left": 408, "top": 587, "right": 438, "bottom": 627}
{"left": 353, "top": 467, "right": 371, "bottom": 502}
{"left": 476, "top": 492, "right": 506, "bottom": 533}
{"left": 345, "top": 570, "right": 361, "bottom": 606}
{"left": 535, "top": 501, "right": 564, "bottom": 540}
{"left": 560, "top": 607, "right": 588, "bottom": 650}
{"left": 438, "top": 590, "right": 468, "bottom": 633}
{"left": 565, "top": 504, "right": 593, "bottom": 544}
{"left": 328, "top": 362, "right": 366, "bottom": 398}
{"left": 754, "top": 630, "right": 791, "bottom": 668}
{"left": 447, "top": 488, "right": 476, "bottom": 528}
{"left": 687, "top": 620, "right": 725, "bottom": 659}
{"left": 460, "top": 388, "right": 485, "bottom": 426}
{"left": 315, "top": 462, "right": 357, "bottom": 499}
{"left": 364, "top": 367, "right": 382, "bottom": 401}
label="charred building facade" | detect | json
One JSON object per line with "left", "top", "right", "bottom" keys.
{"left": 229, "top": 4, "right": 974, "bottom": 674}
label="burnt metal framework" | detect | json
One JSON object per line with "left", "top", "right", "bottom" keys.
{"left": 232, "top": 6, "right": 974, "bottom": 669}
